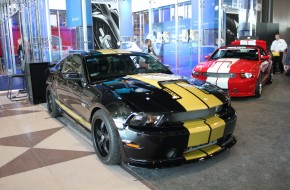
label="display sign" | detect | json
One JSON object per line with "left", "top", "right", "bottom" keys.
{"left": 66, "top": 0, "right": 92, "bottom": 27}
{"left": 91, "top": 0, "right": 120, "bottom": 49}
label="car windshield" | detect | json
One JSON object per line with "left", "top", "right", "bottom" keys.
{"left": 210, "top": 47, "right": 259, "bottom": 61}
{"left": 85, "top": 53, "right": 172, "bottom": 83}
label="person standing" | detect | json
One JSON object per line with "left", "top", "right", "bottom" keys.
{"left": 270, "top": 34, "right": 287, "bottom": 74}
{"left": 142, "top": 39, "right": 155, "bottom": 55}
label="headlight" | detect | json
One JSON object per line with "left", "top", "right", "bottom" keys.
{"left": 125, "top": 113, "right": 163, "bottom": 127}
{"left": 240, "top": 72, "right": 253, "bottom": 78}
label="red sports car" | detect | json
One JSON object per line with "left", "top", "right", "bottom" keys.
{"left": 192, "top": 40, "right": 273, "bottom": 97}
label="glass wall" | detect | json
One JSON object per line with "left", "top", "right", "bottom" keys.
{"left": 0, "top": 0, "right": 51, "bottom": 74}
{"left": 131, "top": 0, "right": 258, "bottom": 77}
{"left": 0, "top": 0, "right": 258, "bottom": 76}
{"left": 21, "top": 0, "right": 51, "bottom": 64}
{"left": 131, "top": 0, "right": 222, "bottom": 77}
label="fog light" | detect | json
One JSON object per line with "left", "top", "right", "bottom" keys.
{"left": 125, "top": 143, "right": 140, "bottom": 149}
{"left": 166, "top": 148, "right": 177, "bottom": 158}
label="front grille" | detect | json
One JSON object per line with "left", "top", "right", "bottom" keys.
{"left": 171, "top": 105, "right": 225, "bottom": 122}
{"left": 202, "top": 72, "right": 236, "bottom": 78}
{"left": 184, "top": 140, "right": 218, "bottom": 153}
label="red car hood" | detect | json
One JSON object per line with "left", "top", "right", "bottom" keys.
{"left": 195, "top": 58, "right": 257, "bottom": 73}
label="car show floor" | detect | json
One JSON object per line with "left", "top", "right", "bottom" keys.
{"left": 0, "top": 92, "right": 149, "bottom": 190}
{"left": 0, "top": 73, "right": 290, "bottom": 190}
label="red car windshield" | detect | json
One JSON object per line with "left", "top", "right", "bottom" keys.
{"left": 210, "top": 47, "right": 259, "bottom": 61}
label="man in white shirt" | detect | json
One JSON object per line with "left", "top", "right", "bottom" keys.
{"left": 270, "top": 34, "right": 288, "bottom": 74}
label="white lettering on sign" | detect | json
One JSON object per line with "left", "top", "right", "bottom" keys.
{"left": 72, "top": 17, "right": 80, "bottom": 22}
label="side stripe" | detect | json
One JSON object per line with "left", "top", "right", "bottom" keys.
{"left": 55, "top": 99, "right": 91, "bottom": 129}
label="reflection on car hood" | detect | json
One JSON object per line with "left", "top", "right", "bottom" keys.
{"left": 196, "top": 58, "right": 257, "bottom": 72}
{"left": 99, "top": 73, "right": 228, "bottom": 113}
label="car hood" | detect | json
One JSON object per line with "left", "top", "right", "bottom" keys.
{"left": 195, "top": 58, "right": 257, "bottom": 73}
{"left": 98, "top": 73, "right": 229, "bottom": 113}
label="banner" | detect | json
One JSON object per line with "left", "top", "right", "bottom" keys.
{"left": 91, "top": 0, "right": 120, "bottom": 49}
{"left": 66, "top": 0, "right": 92, "bottom": 27}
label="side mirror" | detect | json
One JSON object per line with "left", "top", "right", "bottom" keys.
{"left": 63, "top": 72, "right": 81, "bottom": 80}
{"left": 261, "top": 55, "right": 270, "bottom": 60}
{"left": 205, "top": 55, "right": 210, "bottom": 59}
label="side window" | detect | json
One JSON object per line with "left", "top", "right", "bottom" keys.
{"left": 62, "top": 55, "right": 82, "bottom": 74}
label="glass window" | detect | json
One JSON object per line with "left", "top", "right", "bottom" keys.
{"left": 62, "top": 55, "right": 82, "bottom": 73}
{"left": 85, "top": 53, "right": 171, "bottom": 83}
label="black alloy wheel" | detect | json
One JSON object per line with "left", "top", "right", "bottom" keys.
{"left": 91, "top": 110, "right": 121, "bottom": 165}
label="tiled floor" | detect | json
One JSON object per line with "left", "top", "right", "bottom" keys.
{"left": 0, "top": 91, "right": 149, "bottom": 190}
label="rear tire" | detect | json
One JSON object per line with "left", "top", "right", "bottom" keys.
{"left": 255, "top": 75, "right": 262, "bottom": 98}
{"left": 91, "top": 110, "right": 121, "bottom": 165}
{"left": 46, "top": 86, "right": 61, "bottom": 118}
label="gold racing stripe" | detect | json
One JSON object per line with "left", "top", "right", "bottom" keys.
{"left": 182, "top": 116, "right": 226, "bottom": 160}
{"left": 183, "top": 150, "right": 207, "bottom": 160}
{"left": 204, "top": 116, "right": 226, "bottom": 142}
{"left": 128, "top": 74, "right": 210, "bottom": 111}
{"left": 183, "top": 119, "right": 210, "bottom": 147}
{"left": 96, "top": 49, "right": 116, "bottom": 54}
{"left": 201, "top": 145, "right": 222, "bottom": 155}
{"left": 163, "top": 83, "right": 208, "bottom": 111}
{"left": 164, "top": 83, "right": 208, "bottom": 111}
{"left": 177, "top": 82, "right": 223, "bottom": 108}
{"left": 96, "top": 49, "right": 132, "bottom": 54}
{"left": 55, "top": 99, "right": 91, "bottom": 129}
{"left": 128, "top": 74, "right": 162, "bottom": 89}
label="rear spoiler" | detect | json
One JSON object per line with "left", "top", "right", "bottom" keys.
{"left": 231, "top": 40, "right": 267, "bottom": 52}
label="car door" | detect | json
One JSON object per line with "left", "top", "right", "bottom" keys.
{"left": 63, "top": 55, "right": 84, "bottom": 113}
{"left": 259, "top": 48, "right": 270, "bottom": 83}
{"left": 65, "top": 55, "right": 93, "bottom": 125}
{"left": 56, "top": 57, "right": 72, "bottom": 106}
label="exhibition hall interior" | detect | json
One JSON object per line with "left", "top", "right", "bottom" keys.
{"left": 0, "top": 0, "right": 290, "bottom": 189}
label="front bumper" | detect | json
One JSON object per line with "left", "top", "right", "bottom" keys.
{"left": 118, "top": 106, "right": 237, "bottom": 166}
{"left": 192, "top": 75, "right": 258, "bottom": 97}
{"left": 227, "top": 77, "right": 257, "bottom": 97}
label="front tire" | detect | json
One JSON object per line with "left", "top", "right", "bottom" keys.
{"left": 255, "top": 75, "right": 262, "bottom": 98}
{"left": 91, "top": 110, "right": 121, "bottom": 165}
{"left": 46, "top": 86, "right": 61, "bottom": 118}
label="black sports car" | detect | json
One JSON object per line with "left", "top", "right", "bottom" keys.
{"left": 46, "top": 49, "right": 237, "bottom": 166}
